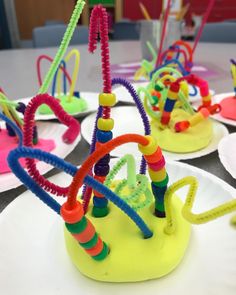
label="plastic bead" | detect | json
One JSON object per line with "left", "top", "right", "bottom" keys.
{"left": 175, "top": 121, "right": 190, "bottom": 132}
{"left": 189, "top": 112, "right": 205, "bottom": 126}
{"left": 144, "top": 146, "right": 163, "bottom": 163}
{"left": 148, "top": 167, "right": 167, "bottom": 182}
{"left": 97, "top": 153, "right": 110, "bottom": 165}
{"left": 92, "top": 206, "right": 109, "bottom": 218}
{"left": 94, "top": 175, "right": 106, "bottom": 183}
{"left": 161, "top": 111, "right": 171, "bottom": 125}
{"left": 148, "top": 156, "right": 165, "bottom": 171}
{"left": 73, "top": 219, "right": 95, "bottom": 243}
{"left": 65, "top": 216, "right": 87, "bottom": 234}
{"left": 79, "top": 233, "right": 98, "bottom": 249}
{"left": 199, "top": 108, "right": 210, "bottom": 118}
{"left": 164, "top": 99, "right": 176, "bottom": 112}
{"left": 85, "top": 237, "right": 104, "bottom": 256}
{"left": 94, "top": 164, "right": 110, "bottom": 176}
{"left": 138, "top": 135, "right": 158, "bottom": 155}
{"left": 61, "top": 201, "right": 84, "bottom": 224}
{"left": 152, "top": 174, "right": 169, "bottom": 187}
{"left": 73, "top": 91, "right": 80, "bottom": 98}
{"left": 202, "top": 94, "right": 211, "bottom": 102}
{"left": 99, "top": 93, "right": 116, "bottom": 107}
{"left": 92, "top": 243, "right": 109, "bottom": 261}
{"left": 97, "top": 118, "right": 114, "bottom": 131}
{"left": 93, "top": 196, "right": 108, "bottom": 207}
{"left": 151, "top": 182, "right": 167, "bottom": 195}
{"left": 96, "top": 130, "right": 113, "bottom": 143}
{"left": 167, "top": 89, "right": 178, "bottom": 100}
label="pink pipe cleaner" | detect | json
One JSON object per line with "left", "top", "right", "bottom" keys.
{"left": 36, "top": 55, "right": 72, "bottom": 88}
{"left": 88, "top": 5, "right": 112, "bottom": 94}
{"left": 23, "top": 93, "right": 80, "bottom": 196}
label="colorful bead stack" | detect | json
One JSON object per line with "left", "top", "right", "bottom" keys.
{"left": 161, "top": 82, "right": 180, "bottom": 125}
{"left": 93, "top": 93, "right": 116, "bottom": 217}
{"left": 61, "top": 201, "right": 109, "bottom": 261}
{"left": 139, "top": 136, "right": 168, "bottom": 217}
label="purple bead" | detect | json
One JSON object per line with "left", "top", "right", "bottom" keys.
{"left": 94, "top": 164, "right": 110, "bottom": 176}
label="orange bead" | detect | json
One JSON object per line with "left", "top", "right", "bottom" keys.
{"left": 61, "top": 201, "right": 84, "bottom": 224}
{"left": 85, "top": 237, "right": 104, "bottom": 256}
{"left": 93, "top": 189, "right": 104, "bottom": 198}
{"left": 144, "top": 147, "right": 163, "bottom": 163}
{"left": 73, "top": 219, "right": 95, "bottom": 243}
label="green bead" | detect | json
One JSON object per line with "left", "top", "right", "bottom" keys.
{"left": 153, "top": 174, "right": 169, "bottom": 188}
{"left": 92, "top": 206, "right": 109, "bottom": 218}
{"left": 155, "top": 84, "right": 163, "bottom": 92}
{"left": 155, "top": 201, "right": 165, "bottom": 212}
{"left": 151, "top": 95, "right": 158, "bottom": 105}
{"left": 92, "top": 243, "right": 109, "bottom": 261}
{"left": 65, "top": 216, "right": 87, "bottom": 234}
{"left": 79, "top": 233, "right": 98, "bottom": 249}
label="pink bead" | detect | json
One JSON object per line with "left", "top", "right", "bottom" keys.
{"left": 199, "top": 108, "right": 210, "bottom": 118}
{"left": 148, "top": 156, "right": 166, "bottom": 171}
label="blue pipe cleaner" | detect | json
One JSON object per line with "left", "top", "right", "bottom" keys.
{"left": 52, "top": 60, "right": 67, "bottom": 96}
{"left": 0, "top": 112, "right": 23, "bottom": 146}
{"left": 8, "top": 147, "right": 153, "bottom": 238}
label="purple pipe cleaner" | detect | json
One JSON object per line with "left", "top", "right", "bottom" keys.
{"left": 112, "top": 78, "right": 151, "bottom": 175}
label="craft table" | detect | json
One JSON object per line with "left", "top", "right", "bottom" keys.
{"left": 0, "top": 41, "right": 235, "bottom": 212}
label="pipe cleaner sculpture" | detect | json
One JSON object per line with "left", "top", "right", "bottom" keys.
{"left": 218, "top": 59, "right": 236, "bottom": 121}
{"left": 7, "top": 1, "right": 236, "bottom": 283}
{"left": 37, "top": 49, "right": 88, "bottom": 115}
{"left": 137, "top": 66, "right": 220, "bottom": 153}
{"left": 135, "top": 0, "right": 216, "bottom": 91}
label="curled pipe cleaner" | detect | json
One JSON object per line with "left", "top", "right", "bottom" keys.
{"left": 52, "top": 60, "right": 67, "bottom": 97}
{"left": 23, "top": 93, "right": 80, "bottom": 196}
{"left": 0, "top": 112, "right": 23, "bottom": 146}
{"left": 8, "top": 147, "right": 152, "bottom": 238}
{"left": 68, "top": 134, "right": 149, "bottom": 209}
{"left": 161, "top": 47, "right": 188, "bottom": 67}
{"left": 38, "top": 0, "right": 85, "bottom": 94}
{"left": 37, "top": 55, "right": 72, "bottom": 88}
{"left": 88, "top": 4, "right": 111, "bottom": 93}
{"left": 111, "top": 78, "right": 150, "bottom": 175}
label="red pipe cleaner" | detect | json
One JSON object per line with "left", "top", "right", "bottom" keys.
{"left": 23, "top": 93, "right": 80, "bottom": 196}
{"left": 156, "top": 0, "right": 172, "bottom": 67}
{"left": 36, "top": 55, "right": 72, "bottom": 88}
{"left": 66, "top": 134, "right": 149, "bottom": 209}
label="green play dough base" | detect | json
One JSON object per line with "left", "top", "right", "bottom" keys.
{"left": 64, "top": 196, "right": 191, "bottom": 282}
{"left": 151, "top": 109, "right": 213, "bottom": 153}
{"left": 38, "top": 94, "right": 88, "bottom": 115}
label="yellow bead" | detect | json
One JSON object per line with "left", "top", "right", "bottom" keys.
{"left": 202, "top": 94, "right": 211, "bottom": 102}
{"left": 167, "top": 89, "right": 178, "bottom": 100}
{"left": 138, "top": 135, "right": 158, "bottom": 156}
{"left": 189, "top": 112, "right": 205, "bottom": 126}
{"left": 99, "top": 93, "right": 116, "bottom": 107}
{"left": 97, "top": 118, "right": 114, "bottom": 131}
{"left": 148, "top": 167, "right": 167, "bottom": 182}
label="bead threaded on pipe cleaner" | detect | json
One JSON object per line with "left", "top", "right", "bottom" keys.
{"left": 8, "top": 145, "right": 153, "bottom": 239}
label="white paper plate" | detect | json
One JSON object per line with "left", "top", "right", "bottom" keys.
{"left": 0, "top": 121, "right": 81, "bottom": 192}
{"left": 218, "top": 133, "right": 236, "bottom": 179}
{"left": 114, "top": 83, "right": 215, "bottom": 104}
{"left": 0, "top": 159, "right": 235, "bottom": 295}
{"left": 210, "top": 92, "right": 236, "bottom": 127}
{"left": 81, "top": 106, "right": 229, "bottom": 161}
{"left": 15, "top": 92, "right": 99, "bottom": 121}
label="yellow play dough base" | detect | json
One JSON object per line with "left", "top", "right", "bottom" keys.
{"left": 151, "top": 109, "right": 213, "bottom": 153}
{"left": 64, "top": 196, "right": 191, "bottom": 282}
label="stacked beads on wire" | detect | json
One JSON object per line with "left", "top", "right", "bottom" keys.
{"left": 161, "top": 82, "right": 180, "bottom": 125}
{"left": 61, "top": 201, "right": 109, "bottom": 260}
{"left": 93, "top": 93, "right": 116, "bottom": 217}
{"left": 138, "top": 136, "right": 169, "bottom": 217}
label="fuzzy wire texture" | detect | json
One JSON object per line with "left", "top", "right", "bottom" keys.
{"left": 38, "top": 0, "right": 85, "bottom": 94}
{"left": 112, "top": 78, "right": 151, "bottom": 174}
{"left": 23, "top": 93, "right": 80, "bottom": 196}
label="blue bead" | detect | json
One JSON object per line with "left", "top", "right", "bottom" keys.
{"left": 151, "top": 182, "right": 167, "bottom": 200}
{"left": 164, "top": 98, "right": 176, "bottom": 112}
{"left": 6, "top": 123, "right": 16, "bottom": 137}
{"left": 96, "top": 130, "right": 113, "bottom": 143}
{"left": 94, "top": 164, "right": 110, "bottom": 176}
{"left": 93, "top": 196, "right": 108, "bottom": 208}
{"left": 73, "top": 91, "right": 80, "bottom": 98}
